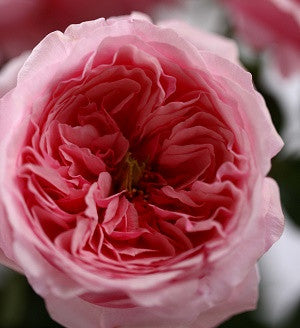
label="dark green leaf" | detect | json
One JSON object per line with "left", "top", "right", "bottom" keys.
{"left": 270, "top": 156, "right": 300, "bottom": 226}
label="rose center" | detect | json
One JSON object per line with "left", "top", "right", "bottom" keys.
{"left": 114, "top": 152, "right": 147, "bottom": 198}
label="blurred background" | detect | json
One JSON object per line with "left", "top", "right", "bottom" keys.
{"left": 0, "top": 0, "right": 299, "bottom": 327}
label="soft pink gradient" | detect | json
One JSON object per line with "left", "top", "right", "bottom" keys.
{"left": 221, "top": 0, "right": 300, "bottom": 76}
{"left": 0, "top": 14, "right": 284, "bottom": 328}
{"left": 0, "top": 0, "right": 177, "bottom": 60}
{"left": 0, "top": 52, "right": 29, "bottom": 98}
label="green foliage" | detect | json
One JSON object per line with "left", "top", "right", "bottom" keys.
{"left": 0, "top": 270, "right": 61, "bottom": 328}
{"left": 220, "top": 312, "right": 269, "bottom": 328}
{"left": 270, "top": 156, "right": 300, "bottom": 226}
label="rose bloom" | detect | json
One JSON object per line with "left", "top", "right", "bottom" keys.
{"left": 0, "top": 13, "right": 284, "bottom": 328}
{"left": 0, "top": 0, "right": 176, "bottom": 60}
{"left": 220, "top": 0, "right": 300, "bottom": 76}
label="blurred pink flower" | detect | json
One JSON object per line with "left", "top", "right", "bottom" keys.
{"left": 0, "top": 14, "right": 284, "bottom": 328}
{"left": 260, "top": 219, "right": 300, "bottom": 325}
{"left": 0, "top": 0, "right": 176, "bottom": 60}
{"left": 221, "top": 0, "right": 300, "bottom": 76}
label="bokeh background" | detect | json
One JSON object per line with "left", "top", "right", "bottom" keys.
{"left": 0, "top": 0, "right": 299, "bottom": 327}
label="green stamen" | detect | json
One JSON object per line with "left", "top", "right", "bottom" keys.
{"left": 119, "top": 153, "right": 146, "bottom": 194}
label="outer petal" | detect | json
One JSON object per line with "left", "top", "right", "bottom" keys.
{"left": 46, "top": 295, "right": 191, "bottom": 328}
{"left": 46, "top": 295, "right": 101, "bottom": 328}
{"left": 159, "top": 20, "right": 239, "bottom": 64}
{"left": 13, "top": 236, "right": 86, "bottom": 298}
{"left": 199, "top": 51, "right": 283, "bottom": 174}
{"left": 262, "top": 177, "right": 284, "bottom": 252}
{"left": 46, "top": 267, "right": 259, "bottom": 328}
{"left": 0, "top": 52, "right": 29, "bottom": 98}
{"left": 190, "top": 267, "right": 259, "bottom": 328}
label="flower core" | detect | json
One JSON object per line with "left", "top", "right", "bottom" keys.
{"left": 16, "top": 42, "right": 247, "bottom": 270}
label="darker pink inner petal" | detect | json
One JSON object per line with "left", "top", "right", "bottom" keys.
{"left": 17, "top": 43, "right": 250, "bottom": 278}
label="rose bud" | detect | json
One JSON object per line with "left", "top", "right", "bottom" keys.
{"left": 220, "top": 0, "right": 300, "bottom": 76}
{"left": 0, "top": 13, "right": 284, "bottom": 328}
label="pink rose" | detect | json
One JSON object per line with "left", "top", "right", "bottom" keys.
{"left": 220, "top": 0, "right": 300, "bottom": 76}
{"left": 0, "top": 14, "right": 284, "bottom": 328}
{"left": 0, "top": 0, "right": 176, "bottom": 60}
